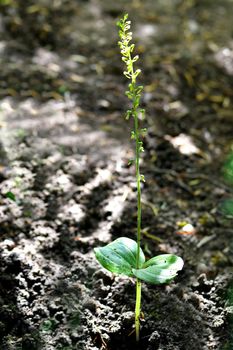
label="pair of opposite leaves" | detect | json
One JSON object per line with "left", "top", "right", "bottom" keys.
{"left": 94, "top": 237, "right": 183, "bottom": 284}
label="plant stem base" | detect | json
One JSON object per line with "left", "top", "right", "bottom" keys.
{"left": 135, "top": 278, "right": 142, "bottom": 342}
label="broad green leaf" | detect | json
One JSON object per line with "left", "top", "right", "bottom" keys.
{"left": 94, "top": 237, "right": 145, "bottom": 277}
{"left": 132, "top": 254, "right": 183, "bottom": 284}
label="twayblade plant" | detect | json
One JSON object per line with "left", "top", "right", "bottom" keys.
{"left": 94, "top": 14, "right": 184, "bottom": 342}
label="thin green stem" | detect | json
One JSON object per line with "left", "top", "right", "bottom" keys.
{"left": 134, "top": 108, "right": 142, "bottom": 269}
{"left": 130, "top": 37, "right": 142, "bottom": 346}
{"left": 134, "top": 90, "right": 142, "bottom": 341}
{"left": 131, "top": 75, "right": 142, "bottom": 341}
{"left": 135, "top": 278, "right": 141, "bottom": 342}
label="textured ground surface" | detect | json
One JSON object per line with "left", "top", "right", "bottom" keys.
{"left": 0, "top": 0, "right": 233, "bottom": 349}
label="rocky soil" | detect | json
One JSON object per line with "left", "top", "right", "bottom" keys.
{"left": 0, "top": 0, "right": 233, "bottom": 349}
